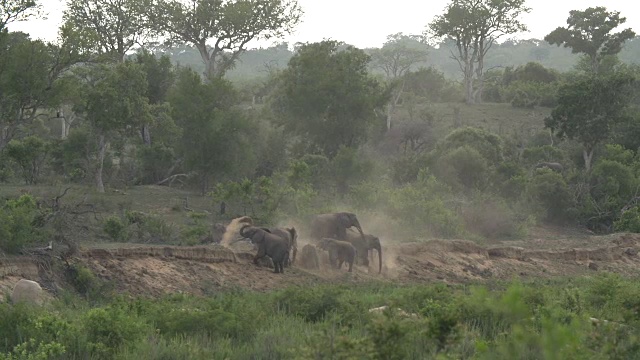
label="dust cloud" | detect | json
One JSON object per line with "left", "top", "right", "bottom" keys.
{"left": 221, "top": 216, "right": 253, "bottom": 248}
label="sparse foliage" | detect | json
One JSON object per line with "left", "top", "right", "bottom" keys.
{"left": 427, "top": 0, "right": 530, "bottom": 103}
{"left": 141, "top": 0, "right": 302, "bottom": 80}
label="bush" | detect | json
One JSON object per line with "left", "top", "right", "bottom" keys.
{"left": 527, "top": 169, "right": 572, "bottom": 223}
{"left": 0, "top": 195, "right": 46, "bottom": 254}
{"left": 387, "top": 170, "right": 462, "bottom": 238}
{"left": 438, "top": 127, "right": 504, "bottom": 165}
{"left": 82, "top": 306, "right": 149, "bottom": 358}
{"left": 522, "top": 145, "right": 565, "bottom": 166}
{"left": 273, "top": 286, "right": 346, "bottom": 323}
{"left": 435, "top": 146, "right": 489, "bottom": 191}
{"left": 103, "top": 216, "right": 127, "bottom": 242}
{"left": 614, "top": 206, "right": 640, "bottom": 233}
{"left": 5, "top": 136, "right": 50, "bottom": 185}
{"left": 462, "top": 197, "right": 529, "bottom": 239}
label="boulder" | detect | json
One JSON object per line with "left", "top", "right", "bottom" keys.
{"left": 11, "top": 279, "right": 44, "bottom": 306}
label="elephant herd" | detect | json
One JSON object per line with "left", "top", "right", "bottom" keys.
{"left": 237, "top": 212, "right": 382, "bottom": 274}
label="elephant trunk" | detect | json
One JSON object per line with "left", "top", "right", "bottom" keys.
{"left": 375, "top": 243, "right": 382, "bottom": 274}
{"left": 239, "top": 224, "right": 251, "bottom": 238}
{"left": 353, "top": 220, "right": 366, "bottom": 244}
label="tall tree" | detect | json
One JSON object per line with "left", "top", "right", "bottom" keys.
{"left": 0, "top": 32, "right": 78, "bottom": 149}
{"left": 142, "top": 0, "right": 302, "bottom": 81}
{"left": 0, "top": 0, "right": 41, "bottom": 31}
{"left": 168, "top": 68, "right": 255, "bottom": 194}
{"left": 79, "top": 62, "right": 151, "bottom": 192}
{"left": 545, "top": 7, "right": 635, "bottom": 74}
{"left": 544, "top": 71, "right": 635, "bottom": 172}
{"left": 370, "top": 33, "right": 428, "bottom": 131}
{"left": 427, "top": 0, "right": 530, "bottom": 104}
{"left": 272, "top": 40, "right": 387, "bottom": 157}
{"left": 62, "top": 0, "right": 148, "bottom": 62}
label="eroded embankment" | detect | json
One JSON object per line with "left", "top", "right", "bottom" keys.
{"left": 2, "top": 233, "right": 640, "bottom": 297}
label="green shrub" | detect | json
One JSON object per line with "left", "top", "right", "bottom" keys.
{"left": 5, "top": 136, "right": 50, "bottom": 185}
{"left": 614, "top": 206, "right": 640, "bottom": 233}
{"left": 82, "top": 306, "right": 149, "bottom": 358}
{"left": 387, "top": 171, "right": 462, "bottom": 238}
{"left": 438, "top": 127, "right": 504, "bottom": 165}
{"left": 273, "top": 286, "right": 345, "bottom": 323}
{"left": 435, "top": 146, "right": 489, "bottom": 191}
{"left": 103, "top": 216, "right": 127, "bottom": 242}
{"left": 462, "top": 197, "right": 530, "bottom": 239}
{"left": 527, "top": 169, "right": 572, "bottom": 223}
{"left": 0, "top": 195, "right": 46, "bottom": 254}
{"left": 522, "top": 145, "right": 565, "bottom": 166}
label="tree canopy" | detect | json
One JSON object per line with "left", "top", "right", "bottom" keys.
{"left": 545, "top": 7, "right": 636, "bottom": 73}
{"left": 141, "top": 0, "right": 302, "bottom": 80}
{"left": 62, "top": 0, "right": 147, "bottom": 62}
{"left": 428, "top": 0, "right": 530, "bottom": 104}
{"left": 272, "top": 40, "right": 388, "bottom": 157}
{"left": 544, "top": 71, "right": 635, "bottom": 171}
{"left": 0, "top": 0, "right": 41, "bottom": 31}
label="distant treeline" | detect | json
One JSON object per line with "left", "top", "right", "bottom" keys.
{"left": 141, "top": 36, "right": 640, "bottom": 83}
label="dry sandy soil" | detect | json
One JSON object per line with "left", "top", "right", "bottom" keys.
{"left": 3, "top": 229, "right": 640, "bottom": 298}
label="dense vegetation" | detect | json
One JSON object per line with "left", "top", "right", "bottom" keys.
{"left": 3, "top": 276, "right": 640, "bottom": 359}
{"left": 3, "top": 0, "right": 640, "bottom": 358}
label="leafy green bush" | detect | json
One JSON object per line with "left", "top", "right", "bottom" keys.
{"left": 614, "top": 206, "right": 640, "bottom": 233}
{"left": 527, "top": 169, "right": 573, "bottom": 223}
{"left": 103, "top": 216, "right": 127, "bottom": 242}
{"left": 5, "top": 136, "right": 50, "bottom": 185}
{"left": 435, "top": 146, "right": 489, "bottom": 191}
{"left": 522, "top": 145, "right": 565, "bottom": 166}
{"left": 82, "top": 306, "right": 149, "bottom": 358}
{"left": 437, "top": 127, "right": 504, "bottom": 165}
{"left": 387, "top": 170, "right": 462, "bottom": 238}
{"left": 0, "top": 195, "right": 47, "bottom": 254}
{"left": 273, "top": 286, "right": 347, "bottom": 323}
{"left": 462, "top": 197, "right": 530, "bottom": 239}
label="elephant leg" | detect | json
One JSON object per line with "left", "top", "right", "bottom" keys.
{"left": 254, "top": 245, "right": 266, "bottom": 265}
{"left": 348, "top": 261, "right": 353, "bottom": 272}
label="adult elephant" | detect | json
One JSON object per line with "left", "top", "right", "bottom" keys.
{"left": 309, "top": 212, "right": 366, "bottom": 245}
{"left": 346, "top": 230, "right": 383, "bottom": 274}
{"left": 240, "top": 225, "right": 290, "bottom": 274}
{"left": 261, "top": 227, "right": 297, "bottom": 266}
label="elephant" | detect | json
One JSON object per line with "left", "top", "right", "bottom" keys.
{"left": 240, "top": 225, "right": 290, "bottom": 274}
{"left": 535, "top": 162, "right": 563, "bottom": 172}
{"left": 345, "top": 230, "right": 383, "bottom": 274}
{"left": 261, "top": 227, "right": 298, "bottom": 267}
{"left": 298, "top": 244, "right": 320, "bottom": 270}
{"left": 309, "top": 212, "right": 366, "bottom": 245}
{"left": 319, "top": 238, "right": 356, "bottom": 272}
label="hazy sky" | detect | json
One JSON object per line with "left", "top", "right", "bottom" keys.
{"left": 6, "top": 0, "right": 640, "bottom": 49}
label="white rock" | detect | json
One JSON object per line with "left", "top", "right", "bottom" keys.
{"left": 11, "top": 279, "right": 43, "bottom": 306}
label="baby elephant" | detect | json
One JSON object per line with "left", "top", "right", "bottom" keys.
{"left": 319, "top": 238, "right": 356, "bottom": 272}
{"left": 240, "top": 225, "right": 290, "bottom": 274}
